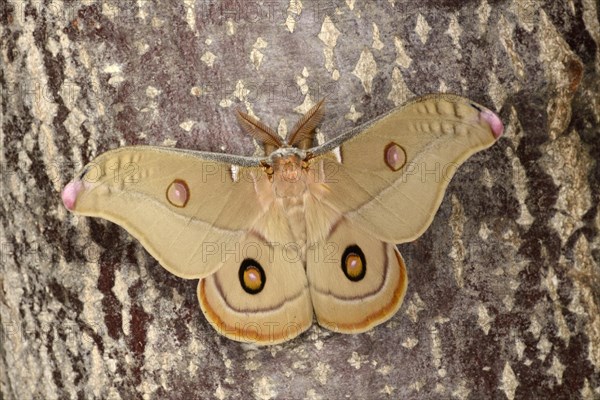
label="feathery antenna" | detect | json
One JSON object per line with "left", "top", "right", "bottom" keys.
{"left": 236, "top": 110, "right": 284, "bottom": 148}
{"left": 287, "top": 99, "right": 325, "bottom": 148}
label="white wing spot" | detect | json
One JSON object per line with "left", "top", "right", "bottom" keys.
{"left": 332, "top": 146, "right": 342, "bottom": 163}
{"left": 230, "top": 165, "right": 239, "bottom": 182}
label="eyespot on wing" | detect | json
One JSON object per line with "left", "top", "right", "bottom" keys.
{"left": 479, "top": 109, "right": 504, "bottom": 139}
{"left": 61, "top": 180, "right": 84, "bottom": 211}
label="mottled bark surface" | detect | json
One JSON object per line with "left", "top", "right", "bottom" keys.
{"left": 1, "top": 0, "right": 599, "bottom": 399}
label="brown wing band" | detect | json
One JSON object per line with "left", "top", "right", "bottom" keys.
{"left": 198, "top": 280, "right": 311, "bottom": 343}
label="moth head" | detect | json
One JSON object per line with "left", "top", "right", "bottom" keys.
{"left": 268, "top": 153, "right": 308, "bottom": 197}
{"left": 272, "top": 154, "right": 303, "bottom": 181}
{"left": 235, "top": 99, "right": 325, "bottom": 156}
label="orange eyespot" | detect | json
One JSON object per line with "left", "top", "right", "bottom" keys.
{"left": 342, "top": 245, "right": 366, "bottom": 282}
{"left": 239, "top": 259, "right": 266, "bottom": 294}
{"left": 345, "top": 254, "right": 363, "bottom": 278}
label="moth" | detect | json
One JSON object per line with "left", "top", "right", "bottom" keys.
{"left": 62, "top": 94, "right": 503, "bottom": 345}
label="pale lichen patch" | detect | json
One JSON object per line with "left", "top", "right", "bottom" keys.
{"left": 506, "top": 146, "right": 534, "bottom": 227}
{"left": 319, "top": 16, "right": 341, "bottom": 74}
{"left": 294, "top": 95, "right": 318, "bottom": 115}
{"left": 410, "top": 379, "right": 426, "bottom": 392}
{"left": 313, "top": 361, "right": 331, "bottom": 384}
{"left": 295, "top": 69, "right": 309, "bottom": 95}
{"left": 452, "top": 381, "right": 471, "bottom": 400}
{"left": 113, "top": 268, "right": 135, "bottom": 337}
{"left": 179, "top": 120, "right": 196, "bottom": 132}
{"left": 511, "top": 0, "right": 537, "bottom": 32}
{"left": 145, "top": 86, "right": 161, "bottom": 98}
{"left": 515, "top": 336, "right": 526, "bottom": 359}
{"left": 151, "top": 17, "right": 165, "bottom": 28}
{"left": 352, "top": 48, "right": 377, "bottom": 93}
{"left": 161, "top": 138, "right": 178, "bottom": 147}
{"left": 136, "top": 40, "right": 150, "bottom": 55}
{"left": 547, "top": 355, "right": 566, "bottom": 385}
{"left": 380, "top": 385, "right": 395, "bottom": 395}
{"left": 541, "top": 130, "right": 592, "bottom": 243}
{"left": 438, "top": 80, "right": 448, "bottom": 93}
{"left": 183, "top": 0, "right": 196, "bottom": 32}
{"left": 226, "top": 19, "right": 236, "bottom": 35}
{"left": 253, "top": 376, "right": 277, "bottom": 400}
{"left": 541, "top": 267, "right": 572, "bottom": 345}
{"left": 285, "top": 0, "right": 303, "bottom": 33}
{"left": 488, "top": 69, "right": 507, "bottom": 111}
{"left": 537, "top": 10, "right": 583, "bottom": 139}
{"left": 60, "top": 80, "right": 81, "bottom": 110}
{"left": 88, "top": 346, "right": 109, "bottom": 398}
{"left": 277, "top": 118, "right": 288, "bottom": 140}
{"left": 536, "top": 335, "right": 552, "bottom": 361}
{"left": 244, "top": 360, "right": 261, "bottom": 371}
{"left": 405, "top": 293, "right": 426, "bottom": 323}
{"left": 401, "top": 337, "right": 418, "bottom": 349}
{"left": 449, "top": 194, "right": 466, "bottom": 288}
{"left": 190, "top": 86, "right": 203, "bottom": 97}
{"left": 201, "top": 51, "right": 217, "bottom": 67}
{"left": 306, "top": 389, "right": 323, "bottom": 400}
{"left": 477, "top": 304, "right": 494, "bottom": 335}
{"left": 388, "top": 67, "right": 413, "bottom": 106}
{"left": 345, "top": 105, "right": 363, "bottom": 123}
{"left": 430, "top": 319, "right": 450, "bottom": 377}
{"left": 101, "top": 2, "right": 119, "bottom": 20}
{"left": 570, "top": 236, "right": 600, "bottom": 369}
{"left": 250, "top": 38, "right": 268, "bottom": 70}
{"left": 499, "top": 14, "right": 525, "bottom": 80}
{"left": 347, "top": 351, "right": 367, "bottom": 369}
{"left": 503, "top": 295, "right": 515, "bottom": 311}
{"left": 528, "top": 316, "right": 542, "bottom": 339}
{"left": 64, "top": 108, "right": 88, "bottom": 142}
{"left": 479, "top": 223, "right": 491, "bottom": 240}
{"left": 234, "top": 80, "right": 250, "bottom": 101}
{"left": 476, "top": 0, "right": 491, "bottom": 32}
{"left": 215, "top": 383, "right": 227, "bottom": 400}
{"left": 499, "top": 362, "right": 518, "bottom": 400}
{"left": 415, "top": 14, "right": 431, "bottom": 44}
{"left": 377, "top": 365, "right": 393, "bottom": 375}
{"left": 580, "top": 379, "right": 596, "bottom": 399}
{"left": 446, "top": 14, "right": 462, "bottom": 48}
{"left": 318, "top": 16, "right": 341, "bottom": 47}
{"left": 372, "top": 23, "right": 384, "bottom": 50}
{"left": 103, "top": 63, "right": 122, "bottom": 75}
{"left": 393, "top": 36, "right": 412, "bottom": 68}
{"left": 40, "top": 124, "right": 62, "bottom": 191}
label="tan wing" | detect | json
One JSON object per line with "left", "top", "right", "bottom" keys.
{"left": 307, "top": 218, "right": 407, "bottom": 333}
{"left": 61, "top": 146, "right": 269, "bottom": 279}
{"left": 198, "top": 232, "right": 313, "bottom": 344}
{"left": 311, "top": 94, "right": 503, "bottom": 243}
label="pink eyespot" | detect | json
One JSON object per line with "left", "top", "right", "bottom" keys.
{"left": 384, "top": 142, "right": 407, "bottom": 172}
{"left": 480, "top": 109, "right": 504, "bottom": 139}
{"left": 61, "top": 180, "right": 84, "bottom": 211}
{"left": 166, "top": 179, "right": 190, "bottom": 208}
